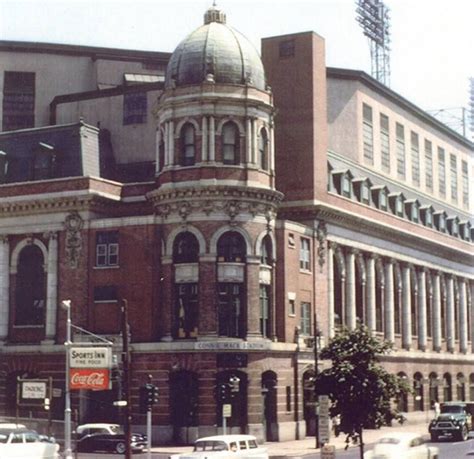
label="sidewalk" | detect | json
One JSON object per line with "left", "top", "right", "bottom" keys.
{"left": 150, "top": 418, "right": 429, "bottom": 458}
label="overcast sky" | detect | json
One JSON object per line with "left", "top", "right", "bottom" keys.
{"left": 0, "top": 0, "right": 472, "bottom": 134}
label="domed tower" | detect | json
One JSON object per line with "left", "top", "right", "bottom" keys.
{"left": 148, "top": 5, "right": 283, "bottom": 350}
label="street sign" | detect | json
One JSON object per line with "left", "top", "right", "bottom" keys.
{"left": 222, "top": 404, "right": 232, "bottom": 417}
{"left": 321, "top": 444, "right": 335, "bottom": 459}
{"left": 22, "top": 381, "right": 47, "bottom": 399}
{"left": 69, "top": 347, "right": 112, "bottom": 368}
{"left": 318, "top": 395, "right": 331, "bottom": 444}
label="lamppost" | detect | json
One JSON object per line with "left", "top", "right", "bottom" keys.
{"left": 61, "top": 299, "right": 73, "bottom": 459}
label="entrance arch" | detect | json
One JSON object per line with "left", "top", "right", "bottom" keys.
{"left": 261, "top": 371, "right": 277, "bottom": 441}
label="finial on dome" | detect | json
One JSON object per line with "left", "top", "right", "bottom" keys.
{"left": 204, "top": 3, "right": 226, "bottom": 24}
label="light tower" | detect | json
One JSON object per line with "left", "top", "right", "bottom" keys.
{"left": 355, "top": 0, "right": 391, "bottom": 86}
{"left": 469, "top": 77, "right": 474, "bottom": 141}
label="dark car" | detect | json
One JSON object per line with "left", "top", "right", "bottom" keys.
{"left": 76, "top": 423, "right": 147, "bottom": 454}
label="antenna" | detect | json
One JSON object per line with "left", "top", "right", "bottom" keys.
{"left": 355, "top": 0, "right": 391, "bottom": 86}
{"left": 470, "top": 77, "right": 474, "bottom": 141}
{"left": 426, "top": 107, "right": 469, "bottom": 138}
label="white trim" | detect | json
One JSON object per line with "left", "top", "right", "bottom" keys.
{"left": 165, "top": 226, "right": 206, "bottom": 257}
{"left": 11, "top": 238, "right": 48, "bottom": 274}
{"left": 209, "top": 226, "right": 253, "bottom": 256}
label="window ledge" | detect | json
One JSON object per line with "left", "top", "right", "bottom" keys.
{"left": 93, "top": 265, "right": 120, "bottom": 270}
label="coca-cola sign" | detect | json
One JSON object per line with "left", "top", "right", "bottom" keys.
{"left": 70, "top": 369, "right": 110, "bottom": 390}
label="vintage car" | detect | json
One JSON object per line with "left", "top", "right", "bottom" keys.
{"left": 76, "top": 423, "right": 147, "bottom": 454}
{"left": 364, "top": 432, "right": 439, "bottom": 459}
{"left": 172, "top": 434, "right": 268, "bottom": 459}
{"left": 429, "top": 401, "right": 474, "bottom": 441}
{"left": 0, "top": 427, "right": 60, "bottom": 459}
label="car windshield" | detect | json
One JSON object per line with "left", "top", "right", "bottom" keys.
{"left": 194, "top": 440, "right": 228, "bottom": 451}
{"left": 441, "top": 406, "right": 463, "bottom": 414}
{"left": 109, "top": 425, "right": 123, "bottom": 434}
{"left": 0, "top": 433, "right": 8, "bottom": 444}
{"left": 378, "top": 437, "right": 401, "bottom": 445}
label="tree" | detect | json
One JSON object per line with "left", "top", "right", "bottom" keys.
{"left": 315, "top": 325, "right": 411, "bottom": 459}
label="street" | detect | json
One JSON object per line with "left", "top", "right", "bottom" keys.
{"left": 68, "top": 439, "right": 474, "bottom": 459}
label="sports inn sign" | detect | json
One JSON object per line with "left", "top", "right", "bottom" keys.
{"left": 69, "top": 347, "right": 112, "bottom": 391}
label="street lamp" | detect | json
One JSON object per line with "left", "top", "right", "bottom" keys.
{"left": 61, "top": 299, "right": 73, "bottom": 459}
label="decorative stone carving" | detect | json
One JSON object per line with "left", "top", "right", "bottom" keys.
{"left": 64, "top": 211, "right": 84, "bottom": 269}
{"left": 225, "top": 200, "right": 240, "bottom": 223}
{"left": 178, "top": 202, "right": 192, "bottom": 222}
{"left": 316, "top": 220, "right": 327, "bottom": 273}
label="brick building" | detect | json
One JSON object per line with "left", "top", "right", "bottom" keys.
{"left": 0, "top": 5, "right": 473, "bottom": 444}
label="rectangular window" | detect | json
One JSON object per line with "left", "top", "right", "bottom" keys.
{"left": 300, "top": 302, "right": 311, "bottom": 335}
{"left": 279, "top": 40, "right": 295, "bottom": 58}
{"left": 424, "top": 140, "right": 433, "bottom": 191}
{"left": 396, "top": 123, "right": 405, "bottom": 179}
{"left": 2, "top": 71, "right": 35, "bottom": 131}
{"left": 362, "top": 104, "right": 374, "bottom": 164}
{"left": 380, "top": 114, "right": 390, "bottom": 173}
{"left": 123, "top": 92, "right": 147, "bottom": 125}
{"left": 410, "top": 131, "right": 420, "bottom": 186}
{"left": 438, "top": 147, "right": 446, "bottom": 197}
{"left": 96, "top": 231, "right": 119, "bottom": 267}
{"left": 176, "top": 283, "right": 198, "bottom": 338}
{"left": 288, "top": 299, "right": 296, "bottom": 316}
{"left": 286, "top": 386, "right": 292, "bottom": 411}
{"left": 259, "top": 285, "right": 270, "bottom": 338}
{"left": 379, "top": 191, "right": 388, "bottom": 211}
{"left": 462, "top": 160, "right": 469, "bottom": 208}
{"left": 299, "top": 238, "right": 311, "bottom": 271}
{"left": 218, "top": 283, "right": 242, "bottom": 338}
{"left": 450, "top": 154, "right": 457, "bottom": 203}
{"left": 94, "top": 285, "right": 118, "bottom": 303}
{"left": 288, "top": 233, "right": 295, "bottom": 248}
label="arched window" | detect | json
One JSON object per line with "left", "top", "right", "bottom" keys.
{"left": 15, "top": 245, "right": 46, "bottom": 326}
{"left": 222, "top": 122, "right": 239, "bottom": 165}
{"left": 469, "top": 374, "right": 474, "bottom": 401}
{"left": 258, "top": 129, "right": 268, "bottom": 170}
{"left": 413, "top": 373, "right": 423, "bottom": 411}
{"left": 216, "top": 371, "right": 247, "bottom": 428}
{"left": 217, "top": 232, "right": 246, "bottom": 262}
{"left": 181, "top": 123, "right": 195, "bottom": 166}
{"left": 429, "top": 372, "right": 439, "bottom": 404}
{"left": 456, "top": 373, "right": 466, "bottom": 401}
{"left": 158, "top": 132, "right": 165, "bottom": 172}
{"left": 173, "top": 232, "right": 199, "bottom": 263}
{"left": 397, "top": 372, "right": 409, "bottom": 412}
{"left": 443, "top": 373, "right": 452, "bottom": 401}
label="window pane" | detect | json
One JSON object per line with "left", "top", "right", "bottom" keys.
{"left": 3, "top": 71, "right": 35, "bottom": 131}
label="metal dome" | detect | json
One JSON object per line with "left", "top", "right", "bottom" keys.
{"left": 165, "top": 6, "right": 266, "bottom": 91}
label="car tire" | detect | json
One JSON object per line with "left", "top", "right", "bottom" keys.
{"left": 460, "top": 426, "right": 469, "bottom": 441}
{"left": 115, "top": 442, "right": 126, "bottom": 454}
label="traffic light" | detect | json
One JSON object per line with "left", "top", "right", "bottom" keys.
{"left": 139, "top": 383, "right": 158, "bottom": 413}
{"left": 217, "top": 383, "right": 231, "bottom": 403}
{"left": 229, "top": 376, "right": 240, "bottom": 396}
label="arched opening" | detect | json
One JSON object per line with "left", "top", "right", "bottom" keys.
{"left": 260, "top": 235, "right": 272, "bottom": 266}
{"left": 396, "top": 372, "right": 408, "bottom": 412}
{"left": 261, "top": 371, "right": 277, "bottom": 441}
{"left": 180, "top": 123, "right": 196, "bottom": 166}
{"left": 169, "top": 370, "right": 199, "bottom": 443}
{"left": 429, "top": 372, "right": 439, "bottom": 405}
{"left": 413, "top": 372, "right": 423, "bottom": 411}
{"left": 469, "top": 374, "right": 474, "bottom": 401}
{"left": 14, "top": 244, "right": 46, "bottom": 326}
{"left": 302, "top": 370, "right": 317, "bottom": 436}
{"left": 217, "top": 231, "right": 246, "bottom": 263}
{"left": 173, "top": 232, "right": 199, "bottom": 264}
{"left": 456, "top": 373, "right": 466, "bottom": 401}
{"left": 333, "top": 251, "right": 344, "bottom": 329}
{"left": 222, "top": 122, "right": 239, "bottom": 165}
{"left": 443, "top": 373, "right": 452, "bottom": 402}
{"left": 215, "top": 371, "right": 247, "bottom": 431}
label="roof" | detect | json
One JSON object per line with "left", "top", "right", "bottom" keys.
{"left": 196, "top": 434, "right": 257, "bottom": 442}
{"left": 327, "top": 67, "right": 474, "bottom": 151}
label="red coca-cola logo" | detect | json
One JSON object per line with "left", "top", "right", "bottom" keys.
{"left": 70, "top": 369, "right": 109, "bottom": 390}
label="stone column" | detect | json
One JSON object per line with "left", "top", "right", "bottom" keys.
{"left": 168, "top": 120, "right": 175, "bottom": 165}
{"left": 0, "top": 236, "right": 9, "bottom": 341}
{"left": 446, "top": 276, "right": 455, "bottom": 352}
{"left": 384, "top": 259, "right": 395, "bottom": 342}
{"left": 251, "top": 118, "right": 258, "bottom": 164}
{"left": 163, "top": 122, "right": 169, "bottom": 166}
{"left": 458, "top": 279, "right": 468, "bottom": 353}
{"left": 401, "top": 264, "right": 412, "bottom": 350}
{"left": 417, "top": 268, "right": 427, "bottom": 351}
{"left": 246, "top": 256, "right": 262, "bottom": 339}
{"left": 201, "top": 116, "right": 208, "bottom": 162}
{"left": 432, "top": 272, "right": 442, "bottom": 351}
{"left": 345, "top": 249, "right": 356, "bottom": 330}
{"left": 327, "top": 243, "right": 335, "bottom": 338}
{"left": 44, "top": 232, "right": 58, "bottom": 342}
{"left": 209, "top": 116, "right": 215, "bottom": 161}
{"left": 366, "top": 254, "right": 376, "bottom": 332}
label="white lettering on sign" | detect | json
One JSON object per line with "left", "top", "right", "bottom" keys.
{"left": 195, "top": 341, "right": 267, "bottom": 350}
{"left": 71, "top": 372, "right": 105, "bottom": 387}
{"left": 22, "top": 382, "right": 47, "bottom": 399}
{"left": 69, "top": 347, "right": 111, "bottom": 368}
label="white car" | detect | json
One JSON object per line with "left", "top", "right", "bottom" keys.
{"left": 0, "top": 427, "right": 60, "bottom": 459}
{"left": 364, "top": 432, "right": 439, "bottom": 459}
{"left": 173, "top": 434, "right": 268, "bottom": 459}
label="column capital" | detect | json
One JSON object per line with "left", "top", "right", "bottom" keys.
{"left": 0, "top": 235, "right": 9, "bottom": 244}
{"left": 43, "top": 231, "right": 58, "bottom": 242}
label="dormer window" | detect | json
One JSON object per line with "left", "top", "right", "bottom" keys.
{"left": 434, "top": 212, "right": 446, "bottom": 232}
{"left": 405, "top": 201, "right": 419, "bottom": 223}
{"left": 379, "top": 190, "right": 388, "bottom": 210}
{"left": 342, "top": 175, "right": 351, "bottom": 197}
{"left": 396, "top": 198, "right": 403, "bottom": 216}
{"left": 447, "top": 218, "right": 459, "bottom": 237}
{"left": 32, "top": 142, "right": 57, "bottom": 180}
{"left": 421, "top": 207, "right": 433, "bottom": 227}
{"left": 332, "top": 170, "right": 353, "bottom": 198}
{"left": 361, "top": 183, "right": 370, "bottom": 203}
{"left": 460, "top": 222, "right": 471, "bottom": 241}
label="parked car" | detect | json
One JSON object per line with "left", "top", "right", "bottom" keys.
{"left": 429, "top": 401, "right": 474, "bottom": 441}
{"left": 172, "top": 434, "right": 268, "bottom": 459}
{"left": 0, "top": 427, "right": 60, "bottom": 459}
{"left": 364, "top": 432, "right": 439, "bottom": 459}
{"left": 76, "top": 423, "right": 147, "bottom": 454}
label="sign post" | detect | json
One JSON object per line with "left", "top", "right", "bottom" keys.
{"left": 318, "top": 395, "right": 330, "bottom": 445}
{"left": 321, "top": 444, "right": 336, "bottom": 459}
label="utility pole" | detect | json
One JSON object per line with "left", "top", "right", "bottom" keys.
{"left": 121, "top": 299, "right": 132, "bottom": 459}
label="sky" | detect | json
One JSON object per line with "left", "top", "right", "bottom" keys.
{"left": 0, "top": 0, "right": 472, "bottom": 134}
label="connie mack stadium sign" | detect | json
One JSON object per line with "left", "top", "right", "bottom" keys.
{"left": 69, "top": 347, "right": 112, "bottom": 391}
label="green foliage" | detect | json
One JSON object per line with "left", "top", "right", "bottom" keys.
{"left": 315, "top": 325, "right": 411, "bottom": 454}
